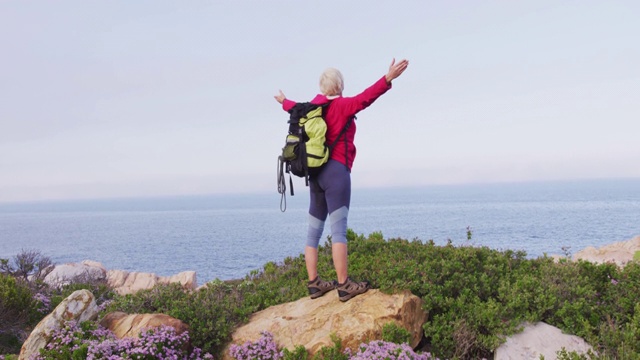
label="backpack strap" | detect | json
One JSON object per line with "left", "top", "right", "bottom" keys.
{"left": 277, "top": 155, "right": 296, "bottom": 212}
{"left": 327, "top": 115, "right": 356, "bottom": 171}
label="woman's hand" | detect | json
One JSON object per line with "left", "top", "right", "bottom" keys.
{"left": 385, "top": 58, "right": 409, "bottom": 84}
{"left": 274, "top": 90, "right": 286, "bottom": 104}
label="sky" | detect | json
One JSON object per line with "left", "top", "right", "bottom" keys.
{"left": 1, "top": 1, "right": 639, "bottom": 203}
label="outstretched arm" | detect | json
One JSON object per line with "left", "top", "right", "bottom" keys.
{"left": 339, "top": 58, "right": 410, "bottom": 115}
{"left": 385, "top": 58, "right": 409, "bottom": 84}
{"left": 274, "top": 89, "right": 296, "bottom": 111}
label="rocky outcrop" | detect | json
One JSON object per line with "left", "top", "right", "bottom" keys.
{"left": 494, "top": 322, "right": 594, "bottom": 359}
{"left": 44, "top": 260, "right": 197, "bottom": 295}
{"left": 99, "top": 311, "right": 189, "bottom": 339}
{"left": 224, "top": 289, "right": 426, "bottom": 359}
{"left": 572, "top": 235, "right": 640, "bottom": 267}
{"left": 107, "top": 269, "right": 197, "bottom": 295}
{"left": 19, "top": 289, "right": 98, "bottom": 360}
{"left": 44, "top": 260, "right": 107, "bottom": 287}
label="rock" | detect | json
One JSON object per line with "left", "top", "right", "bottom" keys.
{"left": 99, "top": 311, "right": 190, "bottom": 339}
{"left": 573, "top": 235, "right": 640, "bottom": 267}
{"left": 494, "top": 322, "right": 594, "bottom": 360}
{"left": 19, "top": 289, "right": 98, "bottom": 360}
{"left": 165, "top": 271, "right": 197, "bottom": 289}
{"left": 42, "top": 260, "right": 197, "bottom": 295}
{"left": 224, "top": 289, "right": 426, "bottom": 359}
{"left": 106, "top": 269, "right": 197, "bottom": 295}
{"left": 107, "top": 270, "right": 157, "bottom": 294}
{"left": 43, "top": 261, "right": 107, "bottom": 287}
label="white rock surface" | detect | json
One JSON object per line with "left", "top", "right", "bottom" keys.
{"left": 494, "top": 322, "right": 594, "bottom": 360}
{"left": 44, "top": 261, "right": 106, "bottom": 287}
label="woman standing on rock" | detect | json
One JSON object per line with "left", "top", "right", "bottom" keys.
{"left": 274, "top": 58, "right": 409, "bottom": 302}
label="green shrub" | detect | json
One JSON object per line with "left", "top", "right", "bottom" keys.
{"left": 0, "top": 273, "right": 39, "bottom": 354}
{"left": 282, "top": 345, "right": 309, "bottom": 360}
{"left": 311, "top": 334, "right": 349, "bottom": 360}
{"left": 102, "top": 230, "right": 640, "bottom": 360}
{"left": 48, "top": 279, "right": 115, "bottom": 313}
{"left": 381, "top": 322, "right": 412, "bottom": 345}
{"left": 105, "top": 280, "right": 255, "bottom": 355}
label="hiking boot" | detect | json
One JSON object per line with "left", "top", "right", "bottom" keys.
{"left": 336, "top": 277, "right": 371, "bottom": 302}
{"left": 307, "top": 276, "right": 336, "bottom": 299}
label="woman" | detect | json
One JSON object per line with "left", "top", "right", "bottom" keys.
{"left": 274, "top": 58, "right": 409, "bottom": 302}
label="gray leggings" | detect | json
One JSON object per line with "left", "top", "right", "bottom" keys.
{"left": 307, "top": 159, "right": 351, "bottom": 248}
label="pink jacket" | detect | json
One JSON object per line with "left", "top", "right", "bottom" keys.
{"left": 282, "top": 76, "right": 392, "bottom": 170}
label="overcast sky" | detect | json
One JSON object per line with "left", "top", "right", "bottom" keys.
{"left": 1, "top": 1, "right": 638, "bottom": 203}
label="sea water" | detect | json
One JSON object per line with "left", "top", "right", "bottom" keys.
{"left": 1, "top": 179, "right": 638, "bottom": 284}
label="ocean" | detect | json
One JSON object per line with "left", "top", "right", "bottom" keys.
{"left": 1, "top": 179, "right": 638, "bottom": 285}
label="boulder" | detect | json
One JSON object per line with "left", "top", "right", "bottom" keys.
{"left": 19, "top": 289, "right": 98, "bottom": 360}
{"left": 43, "top": 261, "right": 107, "bottom": 287}
{"left": 99, "top": 311, "right": 190, "bottom": 339}
{"left": 44, "top": 260, "right": 198, "bottom": 295}
{"left": 224, "top": 289, "right": 426, "bottom": 359}
{"left": 106, "top": 269, "right": 197, "bottom": 295}
{"left": 573, "top": 235, "right": 640, "bottom": 267}
{"left": 494, "top": 322, "right": 594, "bottom": 360}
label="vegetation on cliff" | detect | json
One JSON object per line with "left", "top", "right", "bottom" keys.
{"left": 2, "top": 231, "right": 640, "bottom": 359}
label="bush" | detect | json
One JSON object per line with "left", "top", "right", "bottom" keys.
{"left": 227, "top": 331, "right": 437, "bottom": 360}
{"left": 1, "top": 250, "right": 57, "bottom": 354}
{"left": 1, "top": 250, "right": 122, "bottom": 357}
{"left": 104, "top": 280, "right": 256, "bottom": 355}
{"left": 48, "top": 276, "right": 115, "bottom": 313}
{"left": 0, "top": 273, "right": 39, "bottom": 354}
{"left": 104, "top": 249, "right": 314, "bottom": 356}
{"left": 92, "top": 231, "right": 640, "bottom": 359}
{"left": 310, "top": 334, "right": 349, "bottom": 360}
{"left": 0, "top": 249, "right": 53, "bottom": 283}
{"left": 381, "top": 322, "right": 412, "bottom": 345}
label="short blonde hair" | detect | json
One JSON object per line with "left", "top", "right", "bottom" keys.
{"left": 319, "top": 68, "right": 344, "bottom": 96}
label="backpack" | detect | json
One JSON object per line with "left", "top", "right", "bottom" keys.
{"left": 277, "top": 101, "right": 353, "bottom": 211}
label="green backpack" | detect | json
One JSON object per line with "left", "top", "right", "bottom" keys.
{"left": 277, "top": 101, "right": 353, "bottom": 211}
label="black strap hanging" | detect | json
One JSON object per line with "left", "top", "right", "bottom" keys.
{"left": 327, "top": 115, "right": 356, "bottom": 171}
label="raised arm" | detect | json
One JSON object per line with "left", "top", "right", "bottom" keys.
{"left": 274, "top": 89, "right": 296, "bottom": 112}
{"left": 385, "top": 58, "right": 409, "bottom": 84}
{"left": 338, "top": 58, "right": 409, "bottom": 115}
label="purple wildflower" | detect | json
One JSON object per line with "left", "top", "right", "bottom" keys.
{"left": 229, "top": 331, "right": 283, "bottom": 360}
{"left": 350, "top": 340, "right": 436, "bottom": 360}
{"left": 33, "top": 292, "right": 52, "bottom": 314}
{"left": 33, "top": 321, "right": 214, "bottom": 359}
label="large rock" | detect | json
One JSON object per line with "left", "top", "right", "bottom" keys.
{"left": 107, "top": 269, "right": 197, "bottom": 295}
{"left": 573, "top": 235, "right": 640, "bottom": 267}
{"left": 19, "top": 289, "right": 98, "bottom": 360}
{"left": 100, "top": 311, "right": 190, "bottom": 339}
{"left": 43, "top": 260, "right": 107, "bottom": 287}
{"left": 224, "top": 289, "right": 426, "bottom": 359}
{"left": 494, "top": 322, "right": 594, "bottom": 360}
{"left": 43, "top": 260, "right": 197, "bottom": 295}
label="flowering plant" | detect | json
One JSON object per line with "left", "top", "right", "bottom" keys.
{"left": 32, "top": 292, "right": 52, "bottom": 314}
{"left": 228, "top": 332, "right": 437, "bottom": 360}
{"left": 229, "top": 331, "right": 283, "bottom": 360}
{"left": 34, "top": 321, "right": 213, "bottom": 359}
{"left": 350, "top": 340, "right": 434, "bottom": 360}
